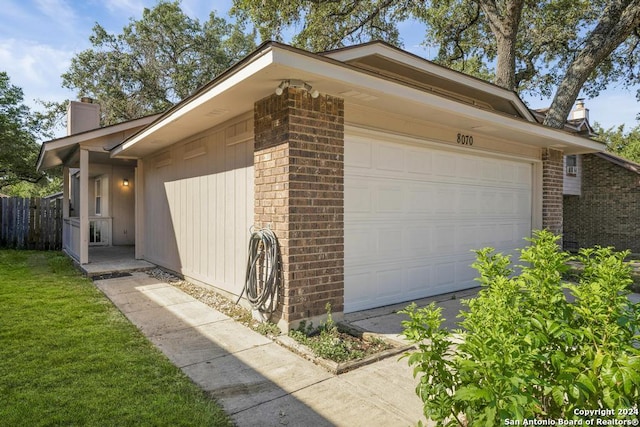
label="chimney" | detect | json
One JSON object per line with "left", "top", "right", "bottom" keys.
{"left": 569, "top": 98, "right": 589, "bottom": 122}
{"left": 67, "top": 97, "right": 101, "bottom": 136}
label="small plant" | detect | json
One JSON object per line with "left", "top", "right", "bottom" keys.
{"left": 289, "top": 303, "right": 391, "bottom": 363}
{"left": 401, "top": 230, "right": 640, "bottom": 426}
{"left": 254, "top": 321, "right": 281, "bottom": 337}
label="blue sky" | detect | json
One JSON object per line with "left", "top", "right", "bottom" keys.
{"left": 1, "top": 0, "right": 638, "bottom": 137}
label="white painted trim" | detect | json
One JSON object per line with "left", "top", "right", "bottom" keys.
{"left": 79, "top": 149, "right": 89, "bottom": 264}
{"left": 532, "top": 160, "right": 543, "bottom": 231}
{"left": 346, "top": 124, "right": 539, "bottom": 163}
{"left": 135, "top": 160, "right": 144, "bottom": 260}
{"left": 37, "top": 114, "right": 160, "bottom": 171}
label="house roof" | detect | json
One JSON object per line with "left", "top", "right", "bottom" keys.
{"left": 38, "top": 40, "right": 605, "bottom": 170}
{"left": 531, "top": 108, "right": 596, "bottom": 137}
{"left": 594, "top": 152, "right": 640, "bottom": 175}
{"left": 110, "top": 40, "right": 603, "bottom": 159}
{"left": 37, "top": 114, "right": 160, "bottom": 171}
{"left": 320, "top": 41, "right": 535, "bottom": 121}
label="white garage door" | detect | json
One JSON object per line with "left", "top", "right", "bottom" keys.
{"left": 344, "top": 132, "right": 533, "bottom": 313}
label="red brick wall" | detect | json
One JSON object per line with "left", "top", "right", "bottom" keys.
{"left": 542, "top": 148, "right": 564, "bottom": 238}
{"left": 254, "top": 88, "right": 345, "bottom": 328}
{"left": 563, "top": 154, "right": 640, "bottom": 253}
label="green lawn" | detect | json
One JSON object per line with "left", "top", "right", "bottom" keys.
{"left": 0, "top": 250, "right": 231, "bottom": 426}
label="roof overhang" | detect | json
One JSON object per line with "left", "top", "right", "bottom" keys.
{"left": 322, "top": 41, "right": 535, "bottom": 121}
{"left": 110, "top": 42, "right": 603, "bottom": 159}
{"left": 37, "top": 114, "right": 160, "bottom": 171}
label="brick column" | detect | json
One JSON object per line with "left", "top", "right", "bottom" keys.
{"left": 254, "top": 87, "right": 345, "bottom": 330}
{"left": 542, "top": 148, "right": 564, "bottom": 239}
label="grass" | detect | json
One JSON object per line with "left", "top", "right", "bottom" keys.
{"left": 0, "top": 250, "right": 231, "bottom": 427}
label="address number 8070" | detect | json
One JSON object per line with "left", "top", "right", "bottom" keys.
{"left": 457, "top": 133, "right": 474, "bottom": 145}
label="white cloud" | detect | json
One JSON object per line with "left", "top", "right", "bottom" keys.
{"left": 103, "top": 0, "right": 148, "bottom": 15}
{"left": 0, "top": 39, "right": 75, "bottom": 108}
{"left": 34, "top": 0, "right": 79, "bottom": 34}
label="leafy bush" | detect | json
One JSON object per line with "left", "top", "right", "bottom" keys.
{"left": 401, "top": 230, "right": 640, "bottom": 426}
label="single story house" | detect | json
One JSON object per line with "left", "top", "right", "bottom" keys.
{"left": 37, "top": 41, "right": 603, "bottom": 330}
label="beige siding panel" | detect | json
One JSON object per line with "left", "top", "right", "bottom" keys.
{"left": 112, "top": 165, "right": 135, "bottom": 245}
{"left": 143, "top": 115, "right": 254, "bottom": 297}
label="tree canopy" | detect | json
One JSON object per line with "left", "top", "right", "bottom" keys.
{"left": 232, "top": 0, "right": 640, "bottom": 129}
{"left": 62, "top": 0, "right": 256, "bottom": 126}
{"left": 0, "top": 72, "right": 44, "bottom": 191}
{"left": 596, "top": 123, "right": 640, "bottom": 163}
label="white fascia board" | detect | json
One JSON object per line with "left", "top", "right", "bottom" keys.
{"left": 274, "top": 47, "right": 602, "bottom": 152}
{"left": 37, "top": 115, "right": 159, "bottom": 171}
{"left": 323, "top": 43, "right": 534, "bottom": 122}
{"left": 112, "top": 48, "right": 275, "bottom": 158}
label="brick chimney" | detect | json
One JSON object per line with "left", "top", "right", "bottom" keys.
{"left": 67, "top": 97, "right": 100, "bottom": 136}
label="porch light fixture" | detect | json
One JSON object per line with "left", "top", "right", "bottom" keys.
{"left": 123, "top": 179, "right": 129, "bottom": 187}
{"left": 275, "top": 79, "right": 319, "bottom": 98}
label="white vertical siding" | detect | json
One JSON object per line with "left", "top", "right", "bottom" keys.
{"left": 142, "top": 114, "right": 254, "bottom": 297}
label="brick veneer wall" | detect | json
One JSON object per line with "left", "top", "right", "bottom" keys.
{"left": 254, "top": 87, "right": 345, "bottom": 329}
{"left": 542, "top": 148, "right": 564, "bottom": 238}
{"left": 563, "top": 154, "right": 640, "bottom": 254}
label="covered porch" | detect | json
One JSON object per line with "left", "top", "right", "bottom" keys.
{"left": 77, "top": 246, "right": 154, "bottom": 277}
{"left": 36, "top": 102, "right": 159, "bottom": 268}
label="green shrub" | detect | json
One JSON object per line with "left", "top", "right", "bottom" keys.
{"left": 401, "top": 230, "right": 640, "bottom": 426}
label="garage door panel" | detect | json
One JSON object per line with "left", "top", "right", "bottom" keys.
{"left": 407, "top": 265, "right": 432, "bottom": 295}
{"left": 433, "top": 152, "right": 457, "bottom": 177}
{"left": 345, "top": 138, "right": 373, "bottom": 169}
{"left": 345, "top": 179, "right": 372, "bottom": 213}
{"left": 377, "top": 186, "right": 404, "bottom": 212}
{"left": 345, "top": 134, "right": 533, "bottom": 313}
{"left": 377, "top": 145, "right": 405, "bottom": 171}
{"left": 407, "top": 226, "right": 432, "bottom": 255}
{"left": 378, "top": 227, "right": 404, "bottom": 257}
{"left": 344, "top": 270, "right": 375, "bottom": 309}
{"left": 408, "top": 187, "right": 434, "bottom": 212}
{"left": 407, "top": 150, "right": 433, "bottom": 175}
{"left": 376, "top": 268, "right": 404, "bottom": 300}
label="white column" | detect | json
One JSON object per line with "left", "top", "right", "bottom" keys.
{"left": 62, "top": 166, "right": 70, "bottom": 218}
{"left": 79, "top": 148, "right": 89, "bottom": 264}
{"left": 134, "top": 160, "right": 144, "bottom": 260}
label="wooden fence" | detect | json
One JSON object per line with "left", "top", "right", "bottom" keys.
{"left": 0, "top": 197, "right": 63, "bottom": 250}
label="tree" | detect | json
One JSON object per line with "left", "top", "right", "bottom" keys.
{"left": 595, "top": 122, "right": 640, "bottom": 163}
{"left": 0, "top": 72, "right": 44, "bottom": 191}
{"left": 231, "top": 0, "right": 640, "bottom": 129}
{"left": 61, "top": 0, "right": 256, "bottom": 125}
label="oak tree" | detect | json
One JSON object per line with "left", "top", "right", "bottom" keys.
{"left": 0, "top": 72, "right": 43, "bottom": 190}
{"left": 232, "top": 0, "right": 640, "bottom": 129}
{"left": 62, "top": 0, "right": 256, "bottom": 125}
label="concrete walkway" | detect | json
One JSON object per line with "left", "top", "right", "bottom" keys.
{"left": 94, "top": 272, "right": 426, "bottom": 427}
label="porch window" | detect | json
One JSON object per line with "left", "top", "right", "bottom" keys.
{"left": 95, "top": 178, "right": 102, "bottom": 215}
